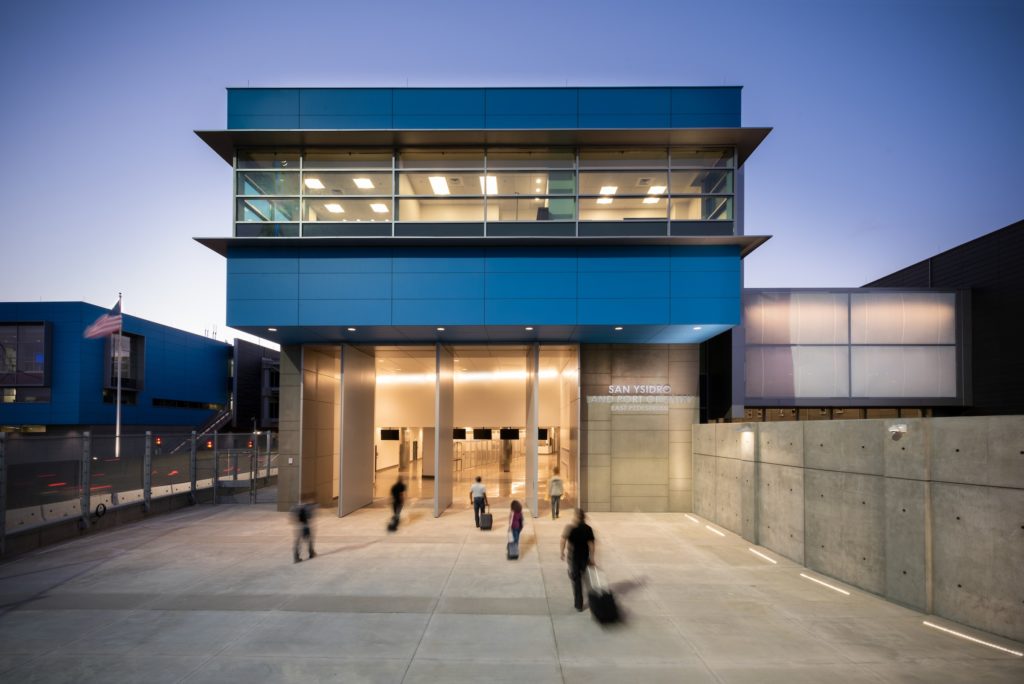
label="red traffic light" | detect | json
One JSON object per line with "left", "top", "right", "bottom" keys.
{"left": 154, "top": 436, "right": 162, "bottom": 446}
{"left": 206, "top": 440, "right": 213, "bottom": 449}
{"left": 247, "top": 440, "right": 254, "bottom": 449}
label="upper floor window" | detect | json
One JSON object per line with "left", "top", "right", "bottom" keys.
{"left": 233, "top": 146, "right": 736, "bottom": 236}
{"left": 0, "top": 323, "right": 50, "bottom": 388}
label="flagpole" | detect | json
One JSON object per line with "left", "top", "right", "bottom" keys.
{"left": 115, "top": 293, "right": 123, "bottom": 460}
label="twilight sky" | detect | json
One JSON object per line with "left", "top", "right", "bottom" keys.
{"left": 1, "top": 0, "right": 1021, "bottom": 343}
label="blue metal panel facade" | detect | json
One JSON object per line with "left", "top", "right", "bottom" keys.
{"left": 225, "top": 245, "right": 741, "bottom": 343}
{"left": 227, "top": 87, "right": 742, "bottom": 130}
{"left": 0, "top": 302, "right": 230, "bottom": 429}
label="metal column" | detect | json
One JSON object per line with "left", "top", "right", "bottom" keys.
{"left": 143, "top": 431, "right": 152, "bottom": 513}
{"left": 189, "top": 431, "right": 197, "bottom": 504}
{"left": 0, "top": 433, "right": 7, "bottom": 554}
{"left": 81, "top": 432, "right": 92, "bottom": 529}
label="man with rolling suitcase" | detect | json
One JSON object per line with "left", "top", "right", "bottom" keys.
{"left": 560, "top": 509, "right": 596, "bottom": 611}
{"left": 470, "top": 476, "right": 489, "bottom": 528}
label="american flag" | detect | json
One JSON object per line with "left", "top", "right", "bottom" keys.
{"left": 84, "top": 300, "right": 123, "bottom": 339}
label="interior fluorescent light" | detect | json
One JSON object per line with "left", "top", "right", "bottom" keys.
{"left": 479, "top": 175, "right": 498, "bottom": 195}
{"left": 596, "top": 197, "right": 614, "bottom": 205}
{"left": 347, "top": 327, "right": 356, "bottom": 332}
{"left": 647, "top": 185, "right": 667, "bottom": 195}
{"left": 304, "top": 178, "right": 324, "bottom": 190}
{"left": 369, "top": 203, "right": 389, "bottom": 213}
{"left": 436, "top": 327, "right": 445, "bottom": 332}
{"left": 749, "top": 547, "right": 778, "bottom": 564}
{"left": 598, "top": 186, "right": 618, "bottom": 195}
{"left": 352, "top": 178, "right": 374, "bottom": 189}
{"left": 324, "top": 203, "right": 344, "bottom": 214}
{"left": 428, "top": 176, "right": 450, "bottom": 195}
{"left": 267, "top": 327, "right": 277, "bottom": 332}
{"left": 799, "top": 573, "right": 851, "bottom": 595}
{"left": 922, "top": 621, "right": 1023, "bottom": 657}
{"left": 614, "top": 326, "right": 623, "bottom": 331}
{"left": 525, "top": 326, "right": 534, "bottom": 331}
{"left": 642, "top": 197, "right": 660, "bottom": 204}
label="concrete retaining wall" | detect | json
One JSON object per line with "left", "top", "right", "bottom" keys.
{"left": 692, "top": 416, "right": 1024, "bottom": 642}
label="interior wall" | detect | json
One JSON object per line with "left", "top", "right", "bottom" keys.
{"left": 556, "top": 348, "right": 580, "bottom": 507}
{"left": 338, "top": 344, "right": 375, "bottom": 516}
{"left": 455, "top": 378, "right": 528, "bottom": 426}
{"left": 301, "top": 345, "right": 340, "bottom": 508}
{"left": 376, "top": 378, "right": 434, "bottom": 427}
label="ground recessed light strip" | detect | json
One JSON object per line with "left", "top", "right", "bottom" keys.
{"left": 922, "top": 621, "right": 1022, "bottom": 656}
{"left": 705, "top": 525, "right": 725, "bottom": 537}
{"left": 749, "top": 547, "right": 778, "bottom": 564}
{"left": 799, "top": 572, "right": 850, "bottom": 595}
{"left": 684, "top": 514, "right": 700, "bottom": 524}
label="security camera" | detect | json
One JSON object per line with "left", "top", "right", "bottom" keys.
{"left": 888, "top": 424, "right": 908, "bottom": 441}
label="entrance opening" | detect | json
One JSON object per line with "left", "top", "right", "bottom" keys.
{"left": 370, "top": 344, "right": 578, "bottom": 517}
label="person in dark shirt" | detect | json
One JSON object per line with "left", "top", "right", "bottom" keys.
{"left": 389, "top": 475, "right": 407, "bottom": 530}
{"left": 293, "top": 502, "right": 316, "bottom": 563}
{"left": 560, "top": 509, "right": 596, "bottom": 611}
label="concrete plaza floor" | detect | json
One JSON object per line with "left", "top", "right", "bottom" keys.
{"left": 1, "top": 498, "right": 1022, "bottom": 683}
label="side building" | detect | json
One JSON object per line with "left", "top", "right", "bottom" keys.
{"left": 1, "top": 302, "right": 231, "bottom": 435}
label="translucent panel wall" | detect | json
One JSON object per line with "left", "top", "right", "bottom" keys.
{"left": 744, "top": 290, "right": 960, "bottom": 401}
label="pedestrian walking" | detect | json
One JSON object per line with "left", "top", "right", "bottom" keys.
{"left": 548, "top": 467, "right": 564, "bottom": 519}
{"left": 507, "top": 499, "right": 524, "bottom": 559}
{"left": 470, "top": 476, "right": 488, "bottom": 528}
{"left": 388, "top": 475, "right": 406, "bottom": 531}
{"left": 560, "top": 509, "right": 596, "bottom": 611}
{"left": 293, "top": 502, "right": 316, "bottom": 563}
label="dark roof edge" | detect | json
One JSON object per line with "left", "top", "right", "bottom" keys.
{"left": 194, "top": 127, "right": 772, "bottom": 166}
{"left": 194, "top": 234, "right": 770, "bottom": 258}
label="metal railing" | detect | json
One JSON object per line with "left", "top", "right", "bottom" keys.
{"left": 0, "top": 430, "right": 277, "bottom": 553}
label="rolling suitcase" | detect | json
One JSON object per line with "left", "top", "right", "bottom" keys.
{"left": 587, "top": 567, "right": 619, "bottom": 624}
{"left": 479, "top": 506, "right": 493, "bottom": 530}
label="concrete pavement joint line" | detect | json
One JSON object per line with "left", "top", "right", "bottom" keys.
{"left": 922, "top": 621, "right": 1024, "bottom": 657}
{"left": 536, "top": 519, "right": 568, "bottom": 683}
{"left": 748, "top": 547, "right": 778, "bottom": 564}
{"left": 398, "top": 516, "right": 468, "bottom": 684}
{"left": 799, "top": 573, "right": 851, "bottom": 596}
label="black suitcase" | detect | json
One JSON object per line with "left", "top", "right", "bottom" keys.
{"left": 479, "top": 508, "right": 493, "bottom": 530}
{"left": 507, "top": 541, "right": 519, "bottom": 560}
{"left": 587, "top": 568, "right": 620, "bottom": 624}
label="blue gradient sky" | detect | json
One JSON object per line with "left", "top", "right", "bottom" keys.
{"left": 1, "top": 0, "right": 1021, "bottom": 342}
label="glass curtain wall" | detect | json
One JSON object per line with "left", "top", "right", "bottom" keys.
{"left": 234, "top": 147, "right": 735, "bottom": 237}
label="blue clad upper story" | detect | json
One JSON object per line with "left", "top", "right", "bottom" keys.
{"left": 226, "top": 87, "right": 742, "bottom": 130}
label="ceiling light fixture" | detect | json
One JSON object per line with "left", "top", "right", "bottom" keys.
{"left": 614, "top": 326, "right": 623, "bottom": 331}
{"left": 352, "top": 178, "right": 374, "bottom": 189}
{"left": 324, "top": 203, "right": 344, "bottom": 213}
{"left": 479, "top": 175, "right": 498, "bottom": 195}
{"left": 642, "top": 197, "right": 660, "bottom": 204}
{"left": 596, "top": 197, "right": 614, "bottom": 205}
{"left": 647, "top": 185, "right": 667, "bottom": 195}
{"left": 267, "top": 327, "right": 277, "bottom": 332}
{"left": 525, "top": 326, "right": 534, "bottom": 331}
{"left": 428, "top": 176, "right": 450, "bottom": 195}
{"left": 436, "top": 327, "right": 445, "bottom": 332}
{"left": 304, "top": 178, "right": 324, "bottom": 190}
{"left": 347, "top": 327, "right": 357, "bottom": 332}
{"left": 598, "top": 186, "right": 618, "bottom": 195}
{"left": 369, "top": 203, "right": 389, "bottom": 213}
{"left": 693, "top": 326, "right": 703, "bottom": 330}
